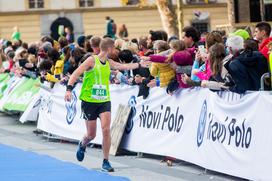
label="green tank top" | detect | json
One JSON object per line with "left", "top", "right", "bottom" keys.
{"left": 79, "top": 55, "right": 111, "bottom": 103}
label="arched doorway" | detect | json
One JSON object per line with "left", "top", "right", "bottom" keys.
{"left": 50, "top": 17, "right": 74, "bottom": 41}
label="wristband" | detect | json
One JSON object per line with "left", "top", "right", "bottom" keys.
{"left": 66, "top": 85, "right": 74, "bottom": 91}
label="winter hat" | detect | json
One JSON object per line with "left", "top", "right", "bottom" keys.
{"left": 230, "top": 29, "right": 250, "bottom": 40}
{"left": 77, "top": 35, "right": 86, "bottom": 48}
{"left": 172, "top": 50, "right": 193, "bottom": 65}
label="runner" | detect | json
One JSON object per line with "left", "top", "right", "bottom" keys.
{"left": 64, "top": 37, "right": 149, "bottom": 172}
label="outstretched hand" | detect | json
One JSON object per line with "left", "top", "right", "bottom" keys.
{"left": 181, "top": 74, "right": 191, "bottom": 84}
{"left": 140, "top": 61, "right": 151, "bottom": 68}
{"left": 64, "top": 91, "right": 72, "bottom": 102}
{"left": 141, "top": 56, "right": 150, "bottom": 61}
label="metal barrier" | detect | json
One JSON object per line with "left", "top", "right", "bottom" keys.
{"left": 260, "top": 72, "right": 270, "bottom": 91}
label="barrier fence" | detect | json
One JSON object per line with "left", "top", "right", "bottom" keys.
{"left": 0, "top": 74, "right": 272, "bottom": 181}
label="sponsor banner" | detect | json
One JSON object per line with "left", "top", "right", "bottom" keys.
{"left": 19, "top": 82, "right": 51, "bottom": 123}
{"left": 2, "top": 78, "right": 40, "bottom": 112}
{"left": 19, "top": 93, "right": 41, "bottom": 123}
{"left": 121, "top": 87, "right": 272, "bottom": 181}
{"left": 37, "top": 83, "right": 138, "bottom": 143}
{"left": 0, "top": 76, "right": 24, "bottom": 111}
{"left": 0, "top": 73, "right": 10, "bottom": 99}
{"left": 13, "top": 78, "right": 272, "bottom": 180}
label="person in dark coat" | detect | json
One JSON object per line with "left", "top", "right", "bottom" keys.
{"left": 225, "top": 50, "right": 268, "bottom": 93}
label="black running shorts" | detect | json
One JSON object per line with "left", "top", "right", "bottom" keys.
{"left": 81, "top": 100, "right": 111, "bottom": 120}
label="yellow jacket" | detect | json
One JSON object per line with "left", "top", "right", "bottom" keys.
{"left": 46, "top": 59, "right": 64, "bottom": 82}
{"left": 150, "top": 63, "right": 175, "bottom": 87}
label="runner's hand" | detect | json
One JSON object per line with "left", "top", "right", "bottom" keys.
{"left": 140, "top": 61, "right": 151, "bottom": 68}
{"left": 65, "top": 91, "right": 72, "bottom": 102}
{"left": 141, "top": 56, "right": 150, "bottom": 61}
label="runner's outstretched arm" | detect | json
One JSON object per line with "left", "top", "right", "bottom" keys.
{"left": 65, "top": 56, "right": 95, "bottom": 101}
{"left": 108, "top": 59, "right": 150, "bottom": 70}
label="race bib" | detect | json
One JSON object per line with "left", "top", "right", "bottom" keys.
{"left": 91, "top": 84, "right": 108, "bottom": 100}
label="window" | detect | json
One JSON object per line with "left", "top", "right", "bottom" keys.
{"left": 79, "top": 0, "right": 94, "bottom": 7}
{"left": 186, "top": 0, "right": 217, "bottom": 4}
{"left": 265, "top": 4, "right": 272, "bottom": 21}
{"left": 28, "top": 0, "right": 44, "bottom": 9}
{"left": 192, "top": 21, "right": 209, "bottom": 34}
{"left": 127, "top": 0, "right": 140, "bottom": 5}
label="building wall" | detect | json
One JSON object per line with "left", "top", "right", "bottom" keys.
{"left": 82, "top": 4, "right": 228, "bottom": 38}
{"left": 0, "top": 14, "right": 41, "bottom": 43}
{"left": 183, "top": 4, "right": 228, "bottom": 31}
{"left": 82, "top": 8, "right": 163, "bottom": 38}
{"left": 99, "top": 0, "right": 121, "bottom": 7}
{"left": 0, "top": 3, "right": 228, "bottom": 42}
{"left": 49, "top": 0, "right": 76, "bottom": 9}
{"left": 0, "top": 0, "right": 25, "bottom": 12}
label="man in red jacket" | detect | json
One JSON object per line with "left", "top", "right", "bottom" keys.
{"left": 254, "top": 22, "right": 272, "bottom": 61}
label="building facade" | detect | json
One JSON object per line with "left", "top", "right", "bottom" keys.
{"left": 234, "top": 0, "right": 272, "bottom": 23}
{"left": 0, "top": 0, "right": 228, "bottom": 42}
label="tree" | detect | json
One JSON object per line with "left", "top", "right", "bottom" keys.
{"left": 121, "top": 0, "right": 179, "bottom": 37}
{"left": 260, "top": 0, "right": 265, "bottom": 21}
{"left": 155, "top": 0, "right": 179, "bottom": 37}
{"left": 176, "top": 0, "right": 184, "bottom": 39}
{"left": 227, "top": 0, "right": 235, "bottom": 31}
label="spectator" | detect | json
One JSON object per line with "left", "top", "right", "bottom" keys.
{"left": 45, "top": 48, "right": 64, "bottom": 83}
{"left": 85, "top": 35, "right": 93, "bottom": 53}
{"left": 138, "top": 36, "right": 148, "bottom": 56}
{"left": 150, "top": 40, "right": 174, "bottom": 87}
{"left": 224, "top": 36, "right": 268, "bottom": 93}
{"left": 77, "top": 35, "right": 86, "bottom": 49}
{"left": 105, "top": 16, "right": 114, "bottom": 38}
{"left": 111, "top": 19, "right": 117, "bottom": 38}
{"left": 41, "top": 36, "right": 54, "bottom": 47}
{"left": 244, "top": 39, "right": 259, "bottom": 51}
{"left": 114, "top": 39, "right": 124, "bottom": 50}
{"left": 192, "top": 31, "right": 223, "bottom": 81}
{"left": 181, "top": 26, "right": 200, "bottom": 50}
{"left": 144, "top": 40, "right": 193, "bottom": 94}
{"left": 90, "top": 36, "right": 101, "bottom": 55}
{"left": 118, "top": 24, "right": 128, "bottom": 39}
{"left": 231, "top": 29, "right": 250, "bottom": 40}
{"left": 145, "top": 30, "right": 168, "bottom": 56}
{"left": 65, "top": 27, "right": 74, "bottom": 43}
{"left": 58, "top": 37, "right": 68, "bottom": 50}
{"left": 11, "top": 26, "right": 21, "bottom": 42}
{"left": 182, "top": 43, "right": 230, "bottom": 91}
{"left": 121, "top": 41, "right": 138, "bottom": 54}
{"left": 254, "top": 22, "right": 272, "bottom": 60}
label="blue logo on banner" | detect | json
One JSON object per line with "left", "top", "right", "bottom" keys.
{"left": 32, "top": 97, "right": 41, "bottom": 109}
{"left": 65, "top": 91, "right": 77, "bottom": 125}
{"left": 125, "top": 95, "right": 137, "bottom": 134}
{"left": 197, "top": 100, "right": 207, "bottom": 147}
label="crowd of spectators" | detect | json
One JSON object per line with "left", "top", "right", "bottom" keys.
{"left": 0, "top": 21, "right": 271, "bottom": 98}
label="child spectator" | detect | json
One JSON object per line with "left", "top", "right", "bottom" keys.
{"left": 150, "top": 40, "right": 174, "bottom": 87}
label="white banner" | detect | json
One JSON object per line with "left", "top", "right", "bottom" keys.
{"left": 0, "top": 76, "right": 23, "bottom": 111}
{"left": 37, "top": 83, "right": 138, "bottom": 143}
{"left": 121, "top": 87, "right": 272, "bottom": 181}
{"left": 35, "top": 82, "right": 272, "bottom": 180}
{"left": 19, "top": 93, "right": 40, "bottom": 123}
